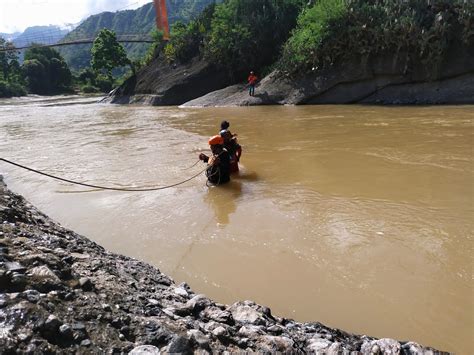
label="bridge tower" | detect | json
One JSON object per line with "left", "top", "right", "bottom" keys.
{"left": 153, "top": 0, "right": 170, "bottom": 40}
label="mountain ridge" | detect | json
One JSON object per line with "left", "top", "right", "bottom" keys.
{"left": 59, "top": 0, "right": 220, "bottom": 71}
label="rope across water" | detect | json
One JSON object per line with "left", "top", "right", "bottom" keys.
{"left": 0, "top": 158, "right": 207, "bottom": 192}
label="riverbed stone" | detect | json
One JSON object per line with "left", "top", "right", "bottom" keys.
{"left": 360, "top": 338, "right": 401, "bottom": 354}
{"left": 188, "top": 329, "right": 210, "bottom": 349}
{"left": 307, "top": 337, "right": 333, "bottom": 352}
{"left": 59, "top": 323, "right": 74, "bottom": 340}
{"left": 28, "top": 265, "right": 60, "bottom": 282}
{"left": 23, "top": 289, "right": 41, "bottom": 303}
{"left": 212, "top": 326, "right": 227, "bottom": 339}
{"left": 228, "top": 301, "right": 265, "bottom": 325}
{"left": 168, "top": 335, "right": 193, "bottom": 354}
{"left": 257, "top": 335, "right": 295, "bottom": 352}
{"left": 129, "top": 345, "right": 161, "bottom": 354}
{"left": 78, "top": 277, "right": 93, "bottom": 291}
{"left": 174, "top": 286, "right": 189, "bottom": 297}
{"left": 5, "top": 261, "right": 26, "bottom": 273}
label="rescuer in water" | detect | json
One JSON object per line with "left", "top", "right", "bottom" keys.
{"left": 199, "top": 135, "right": 231, "bottom": 185}
{"left": 220, "top": 129, "right": 242, "bottom": 173}
{"left": 219, "top": 120, "right": 242, "bottom": 173}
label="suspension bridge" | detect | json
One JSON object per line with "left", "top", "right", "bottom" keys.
{"left": 0, "top": 0, "right": 169, "bottom": 53}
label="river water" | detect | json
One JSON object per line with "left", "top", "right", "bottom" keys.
{"left": 0, "top": 95, "right": 472, "bottom": 353}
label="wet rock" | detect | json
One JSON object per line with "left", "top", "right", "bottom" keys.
{"left": 360, "top": 338, "right": 401, "bottom": 354}
{"left": 138, "top": 321, "right": 172, "bottom": 346}
{"left": 29, "top": 265, "right": 61, "bottom": 282}
{"left": 129, "top": 345, "right": 161, "bottom": 354}
{"left": 237, "top": 337, "right": 249, "bottom": 348}
{"left": 186, "top": 294, "right": 211, "bottom": 313}
{"left": 402, "top": 341, "right": 434, "bottom": 354}
{"left": 78, "top": 277, "right": 93, "bottom": 291}
{"left": 267, "top": 324, "right": 283, "bottom": 335}
{"left": 9, "top": 272, "right": 27, "bottom": 291}
{"left": 228, "top": 301, "right": 265, "bottom": 325}
{"left": 72, "top": 322, "right": 88, "bottom": 342}
{"left": 188, "top": 329, "right": 210, "bottom": 349}
{"left": 258, "top": 335, "right": 295, "bottom": 352}
{"left": 327, "top": 341, "right": 343, "bottom": 354}
{"left": 307, "top": 337, "right": 333, "bottom": 352}
{"left": 23, "top": 289, "right": 41, "bottom": 303}
{"left": 5, "top": 261, "right": 26, "bottom": 273}
{"left": 209, "top": 309, "right": 233, "bottom": 325}
{"left": 212, "top": 326, "right": 227, "bottom": 339}
{"left": 174, "top": 286, "right": 189, "bottom": 297}
{"left": 59, "top": 324, "right": 74, "bottom": 340}
{"left": 0, "top": 269, "right": 8, "bottom": 290}
{"left": 147, "top": 298, "right": 160, "bottom": 306}
{"left": 168, "top": 335, "right": 193, "bottom": 354}
{"left": 17, "top": 331, "right": 32, "bottom": 342}
{"left": 80, "top": 339, "right": 92, "bottom": 347}
{"left": 238, "top": 325, "right": 264, "bottom": 338}
{"left": 40, "top": 315, "right": 63, "bottom": 343}
{"left": 45, "top": 315, "right": 62, "bottom": 330}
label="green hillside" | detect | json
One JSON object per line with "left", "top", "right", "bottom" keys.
{"left": 153, "top": 0, "right": 473, "bottom": 81}
{"left": 60, "top": 0, "right": 220, "bottom": 71}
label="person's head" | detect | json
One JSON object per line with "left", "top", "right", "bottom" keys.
{"left": 220, "top": 129, "right": 232, "bottom": 142}
{"left": 220, "top": 120, "right": 230, "bottom": 130}
{"left": 250, "top": 71, "right": 254, "bottom": 75}
{"left": 208, "top": 135, "right": 224, "bottom": 154}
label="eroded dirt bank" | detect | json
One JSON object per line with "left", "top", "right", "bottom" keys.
{"left": 0, "top": 176, "right": 444, "bottom": 354}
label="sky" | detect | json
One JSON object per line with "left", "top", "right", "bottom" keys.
{"left": 0, "top": 0, "right": 152, "bottom": 33}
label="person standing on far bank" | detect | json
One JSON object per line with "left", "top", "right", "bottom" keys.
{"left": 247, "top": 71, "right": 258, "bottom": 96}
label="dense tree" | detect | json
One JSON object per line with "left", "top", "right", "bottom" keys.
{"left": 203, "top": 0, "right": 305, "bottom": 77}
{"left": 163, "top": 3, "right": 216, "bottom": 63}
{"left": 22, "top": 59, "right": 47, "bottom": 94}
{"left": 91, "top": 29, "right": 131, "bottom": 80}
{"left": 0, "top": 36, "right": 27, "bottom": 97}
{"left": 158, "top": 0, "right": 304, "bottom": 79}
{"left": 0, "top": 37, "right": 18, "bottom": 81}
{"left": 75, "top": 67, "right": 114, "bottom": 93}
{"left": 279, "top": 0, "right": 474, "bottom": 75}
{"left": 22, "top": 45, "right": 72, "bottom": 94}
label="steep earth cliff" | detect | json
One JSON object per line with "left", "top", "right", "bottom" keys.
{"left": 0, "top": 176, "right": 444, "bottom": 353}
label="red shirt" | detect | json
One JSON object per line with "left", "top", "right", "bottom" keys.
{"left": 248, "top": 74, "right": 258, "bottom": 85}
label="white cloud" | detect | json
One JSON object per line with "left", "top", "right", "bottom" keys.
{"left": 0, "top": 0, "right": 152, "bottom": 33}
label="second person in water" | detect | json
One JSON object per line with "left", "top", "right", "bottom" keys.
{"left": 199, "top": 120, "right": 242, "bottom": 185}
{"left": 199, "top": 135, "right": 231, "bottom": 185}
{"left": 219, "top": 120, "right": 242, "bottom": 173}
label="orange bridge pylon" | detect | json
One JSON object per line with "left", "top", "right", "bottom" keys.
{"left": 153, "top": 0, "right": 170, "bottom": 40}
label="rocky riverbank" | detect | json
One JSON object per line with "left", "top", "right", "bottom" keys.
{"left": 106, "top": 43, "right": 474, "bottom": 107}
{"left": 0, "top": 175, "right": 444, "bottom": 354}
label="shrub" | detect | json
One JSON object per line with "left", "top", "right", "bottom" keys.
{"left": 0, "top": 80, "right": 27, "bottom": 97}
{"left": 279, "top": 0, "right": 474, "bottom": 76}
{"left": 204, "top": 0, "right": 304, "bottom": 78}
{"left": 81, "top": 84, "right": 100, "bottom": 93}
{"left": 95, "top": 75, "right": 114, "bottom": 93}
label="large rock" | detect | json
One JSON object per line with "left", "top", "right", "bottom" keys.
{"left": 182, "top": 44, "right": 474, "bottom": 106}
{"left": 107, "top": 55, "right": 232, "bottom": 106}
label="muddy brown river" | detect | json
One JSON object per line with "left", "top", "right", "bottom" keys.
{"left": 0, "top": 96, "right": 472, "bottom": 353}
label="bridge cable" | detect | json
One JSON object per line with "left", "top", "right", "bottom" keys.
{"left": 0, "top": 157, "right": 207, "bottom": 192}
